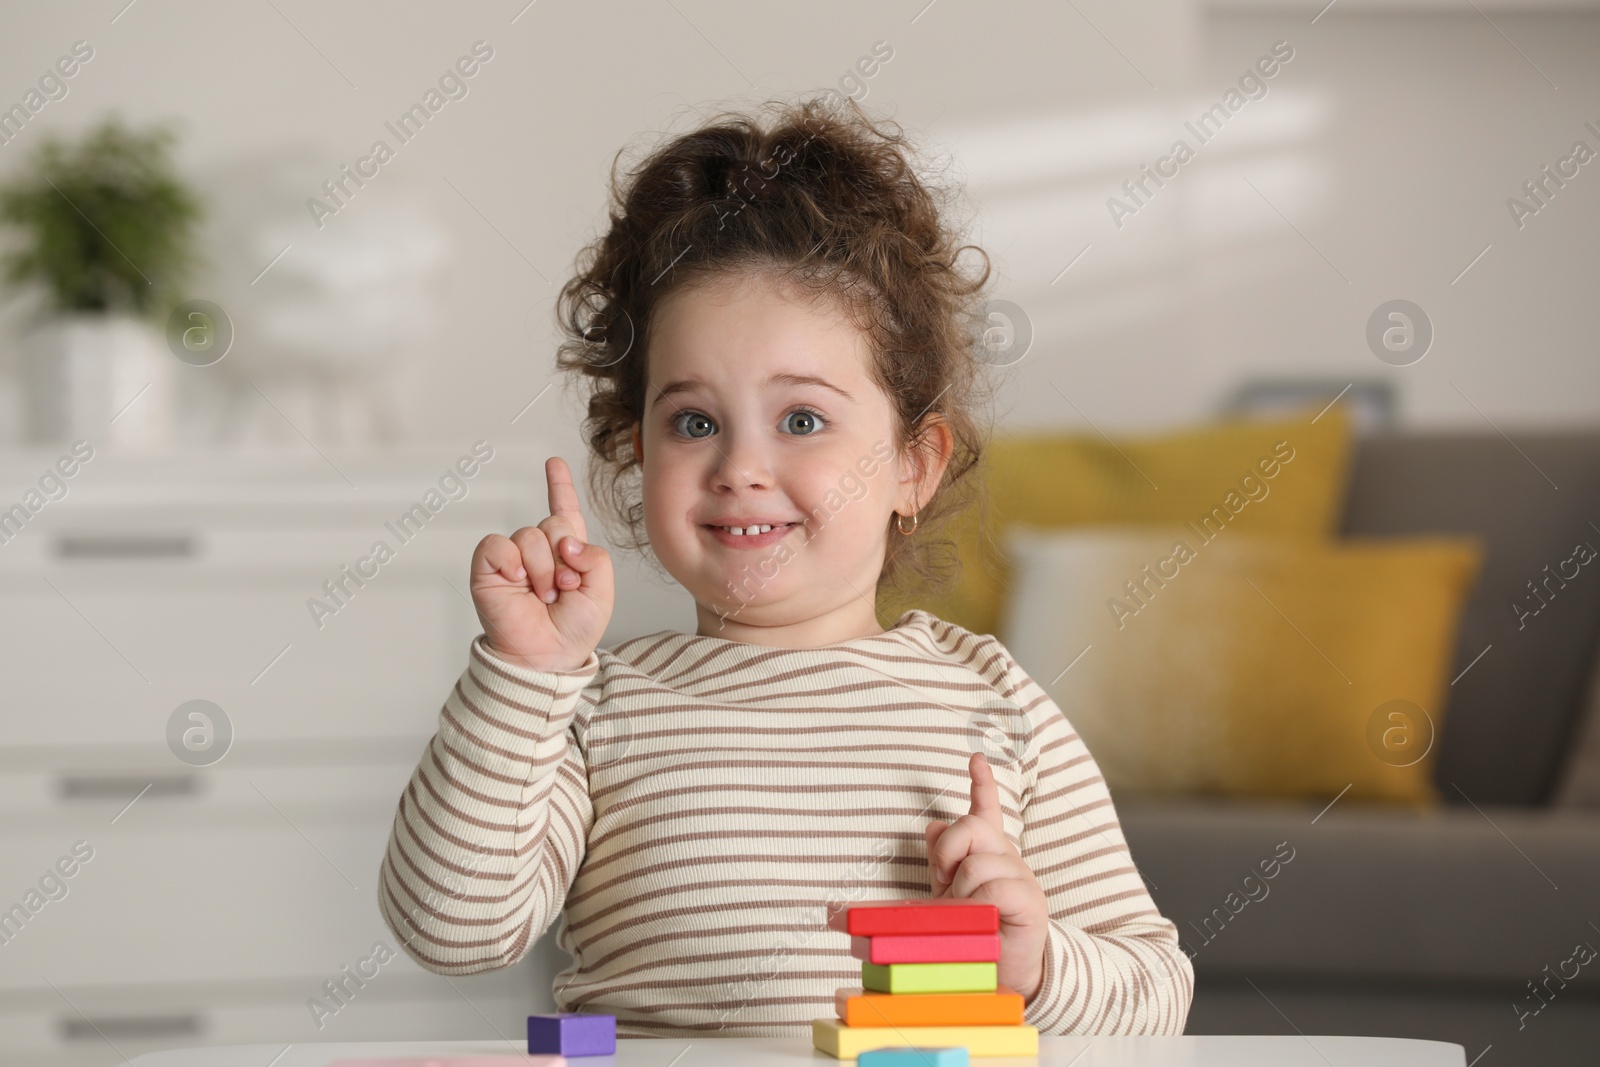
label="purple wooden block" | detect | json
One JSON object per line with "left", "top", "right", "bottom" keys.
{"left": 527, "top": 1013, "right": 616, "bottom": 1057}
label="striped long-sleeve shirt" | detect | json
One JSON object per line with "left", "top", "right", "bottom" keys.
{"left": 376, "top": 608, "right": 1194, "bottom": 1037}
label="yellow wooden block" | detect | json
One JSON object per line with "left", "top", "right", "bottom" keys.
{"left": 812, "top": 1018, "right": 1038, "bottom": 1059}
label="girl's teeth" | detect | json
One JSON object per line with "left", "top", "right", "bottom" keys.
{"left": 726, "top": 524, "right": 774, "bottom": 536}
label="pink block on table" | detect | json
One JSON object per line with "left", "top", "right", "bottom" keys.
{"left": 325, "top": 1057, "right": 567, "bottom": 1067}
{"left": 850, "top": 932, "right": 1001, "bottom": 964}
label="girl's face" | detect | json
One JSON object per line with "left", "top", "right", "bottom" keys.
{"left": 631, "top": 270, "right": 951, "bottom": 647}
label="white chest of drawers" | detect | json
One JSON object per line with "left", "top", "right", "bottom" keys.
{"left": 0, "top": 445, "right": 572, "bottom": 1067}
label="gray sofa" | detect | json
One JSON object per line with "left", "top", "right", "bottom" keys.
{"left": 1118, "top": 431, "right": 1600, "bottom": 1065}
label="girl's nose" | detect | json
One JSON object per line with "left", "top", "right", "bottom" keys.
{"left": 710, "top": 429, "right": 774, "bottom": 491}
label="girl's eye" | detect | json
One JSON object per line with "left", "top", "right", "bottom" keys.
{"left": 673, "top": 411, "right": 716, "bottom": 439}
{"left": 782, "top": 408, "right": 826, "bottom": 435}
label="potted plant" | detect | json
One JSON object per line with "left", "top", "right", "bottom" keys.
{"left": 0, "top": 114, "right": 202, "bottom": 448}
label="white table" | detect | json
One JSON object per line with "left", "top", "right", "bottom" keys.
{"left": 127, "top": 1035, "right": 1467, "bottom": 1065}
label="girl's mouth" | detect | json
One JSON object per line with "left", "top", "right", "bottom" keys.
{"left": 701, "top": 522, "right": 799, "bottom": 549}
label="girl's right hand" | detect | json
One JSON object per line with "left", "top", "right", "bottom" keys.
{"left": 469, "top": 456, "right": 614, "bottom": 672}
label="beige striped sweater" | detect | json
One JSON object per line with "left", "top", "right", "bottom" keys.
{"left": 377, "top": 608, "right": 1194, "bottom": 1037}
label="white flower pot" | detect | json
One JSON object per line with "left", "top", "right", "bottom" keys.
{"left": 21, "top": 312, "right": 175, "bottom": 450}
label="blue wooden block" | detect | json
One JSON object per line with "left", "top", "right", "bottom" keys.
{"left": 859, "top": 1048, "right": 969, "bottom": 1067}
{"left": 526, "top": 1012, "right": 616, "bottom": 1056}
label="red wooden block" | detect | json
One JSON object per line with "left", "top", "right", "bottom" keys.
{"left": 850, "top": 932, "right": 1001, "bottom": 964}
{"left": 827, "top": 898, "right": 1000, "bottom": 935}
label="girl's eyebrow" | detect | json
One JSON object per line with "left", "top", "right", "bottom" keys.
{"left": 650, "top": 372, "right": 854, "bottom": 408}
{"left": 768, "top": 372, "right": 854, "bottom": 400}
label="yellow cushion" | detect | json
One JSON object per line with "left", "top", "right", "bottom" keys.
{"left": 881, "top": 405, "right": 1354, "bottom": 637}
{"left": 997, "top": 529, "right": 1484, "bottom": 805}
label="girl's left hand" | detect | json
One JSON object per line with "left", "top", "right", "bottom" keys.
{"left": 924, "top": 751, "right": 1050, "bottom": 1003}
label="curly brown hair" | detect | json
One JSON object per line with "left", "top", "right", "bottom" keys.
{"left": 552, "top": 93, "right": 998, "bottom": 612}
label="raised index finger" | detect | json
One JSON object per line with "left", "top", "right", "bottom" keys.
{"left": 966, "top": 751, "right": 1005, "bottom": 830}
{"left": 545, "top": 456, "right": 587, "bottom": 543}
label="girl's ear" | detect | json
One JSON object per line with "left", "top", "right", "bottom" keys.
{"left": 900, "top": 413, "right": 955, "bottom": 511}
{"left": 631, "top": 422, "right": 643, "bottom": 463}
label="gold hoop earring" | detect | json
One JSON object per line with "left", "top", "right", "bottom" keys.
{"left": 895, "top": 511, "right": 919, "bottom": 536}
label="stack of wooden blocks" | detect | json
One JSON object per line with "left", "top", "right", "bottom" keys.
{"left": 813, "top": 898, "right": 1039, "bottom": 1063}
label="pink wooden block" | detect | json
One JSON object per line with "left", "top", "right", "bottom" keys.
{"left": 326, "top": 1057, "right": 567, "bottom": 1067}
{"left": 850, "top": 932, "right": 1001, "bottom": 964}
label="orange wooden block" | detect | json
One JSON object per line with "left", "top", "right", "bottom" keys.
{"left": 834, "top": 985, "right": 1025, "bottom": 1027}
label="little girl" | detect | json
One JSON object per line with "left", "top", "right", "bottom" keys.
{"left": 377, "top": 95, "right": 1193, "bottom": 1039}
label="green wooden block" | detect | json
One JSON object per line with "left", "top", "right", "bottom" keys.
{"left": 861, "top": 961, "right": 998, "bottom": 994}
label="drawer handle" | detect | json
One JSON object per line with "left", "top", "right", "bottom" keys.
{"left": 54, "top": 533, "right": 197, "bottom": 559}
{"left": 58, "top": 773, "right": 198, "bottom": 801}
{"left": 60, "top": 1012, "right": 202, "bottom": 1041}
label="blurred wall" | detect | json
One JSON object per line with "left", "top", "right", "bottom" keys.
{"left": 0, "top": 0, "right": 1594, "bottom": 460}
